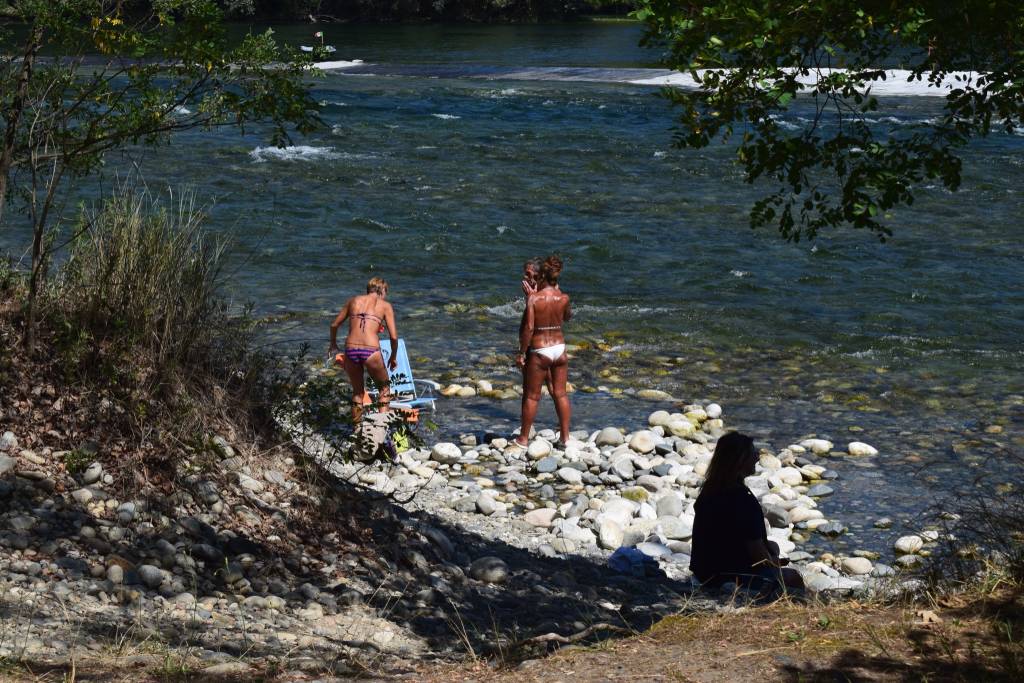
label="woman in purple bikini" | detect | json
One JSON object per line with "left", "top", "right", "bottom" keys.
{"left": 329, "top": 277, "right": 398, "bottom": 420}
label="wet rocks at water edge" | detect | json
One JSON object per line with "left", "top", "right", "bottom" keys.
{"left": 325, "top": 403, "right": 920, "bottom": 599}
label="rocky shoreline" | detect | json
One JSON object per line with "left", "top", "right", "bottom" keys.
{"left": 0, "top": 398, "right": 940, "bottom": 676}
{"left": 319, "top": 402, "right": 937, "bottom": 598}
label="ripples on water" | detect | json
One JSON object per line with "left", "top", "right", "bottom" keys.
{"left": 2, "top": 24, "right": 1021, "bottom": 554}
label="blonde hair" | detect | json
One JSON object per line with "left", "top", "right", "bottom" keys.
{"left": 366, "top": 277, "right": 388, "bottom": 295}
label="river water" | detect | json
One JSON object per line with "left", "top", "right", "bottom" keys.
{"left": 3, "top": 23, "right": 1022, "bottom": 556}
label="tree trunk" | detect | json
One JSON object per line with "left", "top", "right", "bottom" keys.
{"left": 0, "top": 24, "right": 43, "bottom": 229}
{"left": 23, "top": 161, "right": 64, "bottom": 351}
{"left": 25, "top": 223, "right": 44, "bottom": 350}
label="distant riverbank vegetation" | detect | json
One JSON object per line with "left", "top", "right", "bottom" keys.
{"left": 0, "top": 0, "right": 639, "bottom": 23}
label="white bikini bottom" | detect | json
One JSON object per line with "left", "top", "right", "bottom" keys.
{"left": 532, "top": 344, "right": 565, "bottom": 362}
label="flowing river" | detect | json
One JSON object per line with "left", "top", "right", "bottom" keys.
{"left": 3, "top": 22, "right": 1022, "bottom": 556}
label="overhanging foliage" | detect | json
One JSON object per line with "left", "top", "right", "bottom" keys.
{"left": 635, "top": 1, "right": 1024, "bottom": 241}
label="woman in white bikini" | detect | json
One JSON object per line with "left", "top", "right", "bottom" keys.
{"left": 329, "top": 277, "right": 398, "bottom": 421}
{"left": 515, "top": 255, "right": 572, "bottom": 447}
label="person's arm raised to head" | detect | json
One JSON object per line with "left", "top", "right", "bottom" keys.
{"left": 384, "top": 302, "right": 398, "bottom": 371}
{"left": 329, "top": 299, "right": 351, "bottom": 353}
{"left": 518, "top": 292, "right": 533, "bottom": 338}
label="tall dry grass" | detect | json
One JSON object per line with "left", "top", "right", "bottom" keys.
{"left": 56, "top": 187, "right": 229, "bottom": 376}
{"left": 38, "top": 185, "right": 284, "bottom": 452}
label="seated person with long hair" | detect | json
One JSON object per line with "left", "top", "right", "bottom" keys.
{"left": 690, "top": 431, "right": 804, "bottom": 594}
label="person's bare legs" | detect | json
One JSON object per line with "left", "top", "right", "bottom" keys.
{"left": 363, "top": 351, "right": 391, "bottom": 411}
{"left": 516, "top": 353, "right": 547, "bottom": 446}
{"left": 549, "top": 354, "right": 571, "bottom": 444}
{"left": 343, "top": 355, "right": 366, "bottom": 423}
{"left": 765, "top": 540, "right": 805, "bottom": 591}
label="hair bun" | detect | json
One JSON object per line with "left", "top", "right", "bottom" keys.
{"left": 540, "top": 255, "right": 563, "bottom": 283}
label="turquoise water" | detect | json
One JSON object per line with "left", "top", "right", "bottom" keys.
{"left": 3, "top": 24, "right": 1022, "bottom": 554}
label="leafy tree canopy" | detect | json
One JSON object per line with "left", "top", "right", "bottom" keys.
{"left": 634, "top": 1, "right": 1024, "bottom": 241}
{"left": 0, "top": 0, "right": 320, "bottom": 345}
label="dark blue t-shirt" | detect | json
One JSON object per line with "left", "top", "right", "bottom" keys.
{"left": 690, "top": 485, "right": 767, "bottom": 583}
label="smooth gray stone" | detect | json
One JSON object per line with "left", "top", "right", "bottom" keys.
{"left": 763, "top": 504, "right": 791, "bottom": 528}
{"left": 871, "top": 563, "right": 896, "bottom": 577}
{"left": 807, "top": 484, "right": 834, "bottom": 497}
{"left": 652, "top": 462, "right": 674, "bottom": 476}
{"left": 476, "top": 495, "right": 498, "bottom": 516}
{"left": 535, "top": 457, "right": 559, "bottom": 473}
{"left": 557, "top": 467, "right": 582, "bottom": 484}
{"left": 537, "top": 544, "right": 558, "bottom": 558}
{"left": 658, "top": 516, "right": 693, "bottom": 540}
{"left": 469, "top": 556, "right": 509, "bottom": 584}
{"left": 656, "top": 495, "right": 683, "bottom": 518}
{"left": 817, "top": 521, "right": 848, "bottom": 537}
{"left": 566, "top": 494, "right": 590, "bottom": 518}
{"left": 0, "top": 455, "right": 16, "bottom": 476}
{"left": 138, "top": 564, "right": 164, "bottom": 588}
{"left": 82, "top": 462, "right": 103, "bottom": 485}
{"left": 192, "top": 543, "right": 224, "bottom": 564}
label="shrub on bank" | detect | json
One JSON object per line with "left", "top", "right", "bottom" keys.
{"left": 55, "top": 189, "right": 232, "bottom": 383}
{"left": 0, "top": 187, "right": 288, "bottom": 469}
{"left": 929, "top": 458, "right": 1024, "bottom": 588}
{"left": 1, "top": 185, "right": 415, "bottom": 476}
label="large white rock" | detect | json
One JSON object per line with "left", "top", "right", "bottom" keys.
{"left": 628, "top": 431, "right": 657, "bottom": 454}
{"left": 894, "top": 535, "right": 924, "bottom": 554}
{"left": 599, "top": 498, "right": 636, "bottom": 528}
{"left": 800, "top": 438, "right": 833, "bottom": 454}
{"left": 609, "top": 457, "right": 634, "bottom": 480}
{"left": 637, "top": 389, "right": 673, "bottom": 401}
{"left": 648, "top": 410, "right": 671, "bottom": 427}
{"left": 705, "top": 403, "right": 722, "bottom": 419}
{"left": 522, "top": 508, "right": 558, "bottom": 528}
{"left": 841, "top": 557, "right": 873, "bottom": 575}
{"left": 848, "top": 441, "right": 879, "bottom": 457}
{"left": 684, "top": 408, "right": 708, "bottom": 423}
{"left": 527, "top": 439, "right": 552, "bottom": 460}
{"left": 658, "top": 516, "right": 693, "bottom": 540}
{"left": 554, "top": 519, "right": 596, "bottom": 545}
{"left": 557, "top": 467, "right": 583, "bottom": 485}
{"left": 667, "top": 420, "right": 695, "bottom": 437}
{"left": 805, "top": 574, "right": 864, "bottom": 594}
{"left": 693, "top": 459, "right": 710, "bottom": 478}
{"left": 431, "top": 442, "right": 462, "bottom": 464}
{"left": 595, "top": 427, "right": 625, "bottom": 447}
{"left": 655, "top": 494, "right": 684, "bottom": 518}
{"left": 0, "top": 431, "right": 17, "bottom": 452}
{"left": 598, "top": 520, "right": 624, "bottom": 549}
{"left": 776, "top": 467, "right": 804, "bottom": 486}
{"left": 789, "top": 506, "right": 824, "bottom": 523}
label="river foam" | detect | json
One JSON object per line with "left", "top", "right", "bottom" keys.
{"left": 317, "top": 62, "right": 985, "bottom": 98}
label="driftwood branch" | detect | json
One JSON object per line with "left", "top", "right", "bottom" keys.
{"left": 512, "top": 622, "right": 630, "bottom": 649}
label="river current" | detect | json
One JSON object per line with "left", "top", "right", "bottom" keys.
{"left": 3, "top": 23, "right": 1022, "bottom": 556}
